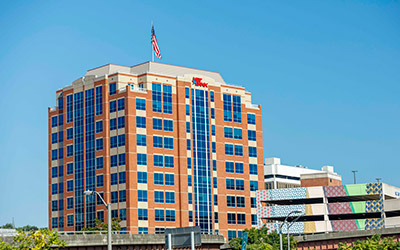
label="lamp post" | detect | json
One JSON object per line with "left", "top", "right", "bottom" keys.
{"left": 84, "top": 190, "right": 111, "bottom": 250}
{"left": 279, "top": 210, "right": 302, "bottom": 250}
{"left": 287, "top": 212, "right": 303, "bottom": 250}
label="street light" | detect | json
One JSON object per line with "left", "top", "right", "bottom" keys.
{"left": 84, "top": 190, "right": 111, "bottom": 250}
{"left": 279, "top": 210, "right": 302, "bottom": 250}
{"left": 287, "top": 212, "right": 303, "bottom": 250}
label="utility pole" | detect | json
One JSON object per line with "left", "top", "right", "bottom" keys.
{"left": 352, "top": 170, "right": 358, "bottom": 184}
{"left": 376, "top": 178, "right": 382, "bottom": 183}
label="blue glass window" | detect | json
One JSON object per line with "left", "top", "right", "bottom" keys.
{"left": 227, "top": 196, "right": 235, "bottom": 207}
{"left": 153, "top": 136, "right": 163, "bottom": 148}
{"left": 52, "top": 218, "right": 58, "bottom": 228}
{"left": 187, "top": 139, "right": 191, "bottom": 150}
{"left": 249, "top": 147, "right": 257, "bottom": 157}
{"left": 52, "top": 184, "right": 57, "bottom": 194}
{"left": 136, "top": 98, "right": 146, "bottom": 110}
{"left": 58, "top": 131, "right": 63, "bottom": 143}
{"left": 213, "top": 177, "right": 217, "bottom": 188}
{"left": 137, "top": 172, "right": 147, "bottom": 184}
{"left": 110, "top": 118, "right": 117, "bottom": 130}
{"left": 185, "top": 105, "right": 190, "bottom": 115}
{"left": 215, "top": 213, "right": 218, "bottom": 224}
{"left": 154, "top": 173, "right": 163, "bottom": 185}
{"left": 96, "top": 121, "right": 103, "bottom": 133}
{"left": 96, "top": 138, "right": 103, "bottom": 151}
{"left": 223, "top": 94, "right": 232, "bottom": 122}
{"left": 138, "top": 190, "right": 148, "bottom": 202}
{"left": 226, "top": 179, "right": 235, "bottom": 190}
{"left": 110, "top": 100, "right": 116, "bottom": 113}
{"left": 212, "top": 125, "right": 215, "bottom": 136}
{"left": 235, "top": 162, "right": 244, "bottom": 173}
{"left": 118, "top": 117, "right": 125, "bottom": 129}
{"left": 67, "top": 197, "right": 73, "bottom": 209}
{"left": 118, "top": 153, "right": 126, "bottom": 165}
{"left": 152, "top": 83, "right": 162, "bottom": 112}
{"left": 117, "top": 98, "right": 125, "bottom": 111}
{"left": 213, "top": 160, "right": 217, "bottom": 171}
{"left": 155, "top": 209, "right": 164, "bottom": 221}
{"left": 51, "top": 133, "right": 57, "bottom": 144}
{"left": 51, "top": 167, "right": 57, "bottom": 178}
{"left": 234, "top": 145, "right": 243, "bottom": 156}
{"left": 58, "top": 148, "right": 63, "bottom": 159}
{"left": 51, "top": 116, "right": 57, "bottom": 127}
{"left": 111, "top": 155, "right": 117, "bottom": 167}
{"left": 211, "top": 108, "right": 215, "bottom": 119}
{"left": 111, "top": 191, "right": 118, "bottom": 203}
{"left": 137, "top": 134, "right": 146, "bottom": 146}
{"left": 96, "top": 86, "right": 103, "bottom": 116}
{"left": 111, "top": 210, "right": 118, "bottom": 218}
{"left": 210, "top": 91, "right": 214, "bottom": 102}
{"left": 234, "top": 128, "right": 242, "bottom": 139}
{"left": 110, "top": 136, "right": 117, "bottom": 148}
{"left": 67, "top": 145, "right": 73, "bottom": 157}
{"left": 96, "top": 175, "right": 104, "bottom": 187}
{"left": 189, "top": 211, "right": 193, "bottom": 222}
{"left": 237, "top": 214, "right": 246, "bottom": 224}
{"left": 188, "top": 175, "right": 192, "bottom": 186}
{"left": 224, "top": 127, "right": 233, "bottom": 138}
{"left": 247, "top": 113, "right": 256, "bottom": 125}
{"left": 118, "top": 134, "right": 125, "bottom": 147}
{"left": 111, "top": 173, "right": 118, "bottom": 185}
{"left": 250, "top": 181, "right": 258, "bottom": 191}
{"left": 67, "top": 128, "right": 73, "bottom": 140}
{"left": 137, "top": 153, "right": 147, "bottom": 165}
{"left": 251, "top": 214, "right": 257, "bottom": 225}
{"left": 186, "top": 122, "right": 190, "bottom": 133}
{"left": 226, "top": 162, "right": 234, "bottom": 173}
{"left": 248, "top": 130, "right": 256, "bottom": 141}
{"left": 138, "top": 209, "right": 148, "bottom": 220}
{"left": 109, "top": 83, "right": 116, "bottom": 95}
{"left": 187, "top": 158, "right": 191, "bottom": 169}
{"left": 58, "top": 165, "right": 63, "bottom": 177}
{"left": 137, "top": 116, "right": 146, "bottom": 128}
{"left": 164, "top": 137, "right": 173, "bottom": 149}
{"left": 119, "top": 208, "right": 127, "bottom": 220}
{"left": 51, "top": 149, "right": 57, "bottom": 160}
{"left": 119, "top": 190, "right": 126, "bottom": 202}
{"left": 154, "top": 191, "right": 164, "bottom": 203}
{"left": 67, "top": 180, "right": 73, "bottom": 192}
{"left": 58, "top": 182, "right": 63, "bottom": 193}
{"left": 166, "top": 210, "right": 175, "bottom": 222}
{"left": 165, "top": 173, "right": 174, "bottom": 186}
{"left": 227, "top": 214, "right": 236, "bottom": 225}
{"left": 67, "top": 95, "right": 73, "bottom": 123}
{"left": 232, "top": 95, "right": 241, "bottom": 123}
{"left": 153, "top": 118, "right": 162, "bottom": 130}
{"left": 249, "top": 164, "right": 258, "bottom": 175}
{"left": 163, "top": 85, "right": 172, "bottom": 114}
{"left": 251, "top": 197, "right": 257, "bottom": 208}
{"left": 212, "top": 142, "right": 216, "bottom": 153}
{"left": 164, "top": 119, "right": 173, "bottom": 131}
{"left": 67, "top": 163, "right": 73, "bottom": 175}
{"left": 165, "top": 192, "right": 175, "bottom": 204}
{"left": 188, "top": 193, "right": 192, "bottom": 204}
{"left": 154, "top": 155, "right": 163, "bottom": 167}
{"left": 225, "top": 144, "right": 233, "bottom": 155}
{"left": 97, "top": 211, "right": 104, "bottom": 222}
{"left": 165, "top": 156, "right": 174, "bottom": 168}
{"left": 96, "top": 157, "right": 103, "bottom": 169}
{"left": 185, "top": 87, "right": 189, "bottom": 98}
{"left": 214, "top": 194, "right": 218, "bottom": 206}
{"left": 236, "top": 179, "right": 245, "bottom": 190}
{"left": 119, "top": 172, "right": 126, "bottom": 184}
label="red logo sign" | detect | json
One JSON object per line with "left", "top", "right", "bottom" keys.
{"left": 192, "top": 77, "right": 208, "bottom": 87}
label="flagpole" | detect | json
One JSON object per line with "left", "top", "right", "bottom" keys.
{"left": 151, "top": 21, "right": 154, "bottom": 62}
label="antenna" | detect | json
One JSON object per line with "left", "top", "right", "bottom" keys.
{"left": 352, "top": 170, "right": 358, "bottom": 184}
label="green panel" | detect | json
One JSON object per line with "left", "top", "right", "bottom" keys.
{"left": 344, "top": 184, "right": 367, "bottom": 196}
{"left": 356, "top": 219, "right": 366, "bottom": 230}
{"left": 350, "top": 201, "right": 366, "bottom": 213}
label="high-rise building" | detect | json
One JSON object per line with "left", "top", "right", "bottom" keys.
{"left": 48, "top": 61, "right": 264, "bottom": 238}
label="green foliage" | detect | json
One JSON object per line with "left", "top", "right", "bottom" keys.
{"left": 229, "top": 226, "right": 297, "bottom": 250}
{"left": 0, "top": 224, "right": 14, "bottom": 229}
{"left": 338, "top": 234, "right": 400, "bottom": 250}
{"left": 17, "top": 225, "right": 38, "bottom": 232}
{"left": 81, "top": 217, "right": 122, "bottom": 232}
{"left": 0, "top": 228, "right": 66, "bottom": 249}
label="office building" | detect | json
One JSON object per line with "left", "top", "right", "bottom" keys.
{"left": 48, "top": 61, "right": 264, "bottom": 239}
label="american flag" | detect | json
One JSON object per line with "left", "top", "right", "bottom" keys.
{"left": 151, "top": 25, "right": 162, "bottom": 59}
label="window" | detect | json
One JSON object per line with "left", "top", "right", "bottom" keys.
{"left": 52, "top": 201, "right": 58, "bottom": 211}
{"left": 164, "top": 137, "right": 173, "bottom": 149}
{"left": 211, "top": 108, "right": 215, "bottom": 119}
{"left": 152, "top": 83, "right": 162, "bottom": 112}
{"left": 67, "top": 163, "right": 73, "bottom": 175}
{"left": 154, "top": 191, "right": 164, "bottom": 203}
{"left": 188, "top": 193, "right": 193, "bottom": 204}
{"left": 117, "top": 153, "right": 125, "bottom": 166}
{"left": 228, "top": 231, "right": 237, "bottom": 240}
{"left": 138, "top": 190, "right": 148, "bottom": 202}
{"left": 166, "top": 210, "right": 175, "bottom": 222}
{"left": 235, "top": 162, "right": 244, "bottom": 174}
{"left": 248, "top": 130, "right": 256, "bottom": 141}
{"left": 153, "top": 136, "right": 163, "bottom": 148}
{"left": 111, "top": 210, "right": 118, "bottom": 218}
{"left": 236, "top": 179, "right": 245, "bottom": 191}
{"left": 111, "top": 191, "right": 118, "bottom": 203}
{"left": 118, "top": 117, "right": 125, "bottom": 129}
{"left": 186, "top": 105, "right": 190, "bottom": 116}
{"left": 111, "top": 173, "right": 118, "bottom": 185}
{"left": 164, "top": 119, "right": 173, "bottom": 131}
{"left": 59, "top": 200, "right": 64, "bottom": 212}
{"left": 110, "top": 100, "right": 116, "bottom": 112}
{"left": 154, "top": 173, "right": 163, "bottom": 185}
{"left": 213, "top": 160, "right": 217, "bottom": 171}
{"left": 187, "top": 158, "right": 191, "bottom": 169}
{"left": 137, "top": 172, "right": 147, "bottom": 184}
{"left": 119, "top": 190, "right": 126, "bottom": 202}
{"left": 212, "top": 142, "right": 216, "bottom": 153}
{"left": 96, "top": 138, "right": 103, "bottom": 151}
{"left": 96, "top": 175, "right": 104, "bottom": 187}
{"left": 96, "top": 121, "right": 103, "bottom": 133}
{"left": 185, "top": 87, "right": 189, "bottom": 98}
{"left": 119, "top": 172, "right": 126, "bottom": 184}
{"left": 214, "top": 194, "right": 218, "bottom": 206}
{"left": 96, "top": 86, "right": 103, "bottom": 116}
{"left": 58, "top": 131, "right": 63, "bottom": 143}
{"left": 165, "top": 156, "right": 174, "bottom": 168}
{"left": 237, "top": 213, "right": 246, "bottom": 224}
{"left": 67, "top": 128, "right": 73, "bottom": 140}
{"left": 137, "top": 153, "right": 147, "bottom": 165}
{"left": 51, "top": 116, "right": 57, "bottom": 127}
{"left": 117, "top": 98, "right": 125, "bottom": 111}
{"left": 250, "top": 181, "right": 258, "bottom": 191}
{"left": 136, "top": 98, "right": 146, "bottom": 110}
{"left": 227, "top": 213, "right": 236, "bottom": 224}
{"left": 212, "top": 125, "right": 215, "bottom": 136}
{"left": 52, "top": 183, "right": 57, "bottom": 194}
{"left": 58, "top": 148, "right": 63, "bottom": 159}
{"left": 210, "top": 91, "right": 214, "bottom": 102}
{"left": 67, "top": 145, "right": 73, "bottom": 157}
{"left": 247, "top": 113, "right": 256, "bottom": 125}
{"left": 110, "top": 119, "right": 117, "bottom": 130}
{"left": 223, "top": 94, "right": 232, "bottom": 122}
{"left": 111, "top": 155, "right": 117, "bottom": 167}
{"left": 139, "top": 227, "right": 148, "bottom": 234}
{"left": 237, "top": 197, "right": 245, "bottom": 207}
{"left": 136, "top": 116, "right": 146, "bottom": 128}
{"left": 155, "top": 209, "right": 164, "bottom": 221}
{"left": 51, "top": 149, "right": 57, "bottom": 160}
{"left": 224, "top": 127, "right": 233, "bottom": 138}
{"left": 251, "top": 197, "right": 257, "bottom": 208}
{"left": 165, "top": 191, "right": 175, "bottom": 203}
{"left": 110, "top": 136, "right": 118, "bottom": 148}
{"left": 153, "top": 118, "right": 163, "bottom": 130}
{"left": 225, "top": 162, "right": 234, "bottom": 173}
{"left": 165, "top": 174, "right": 174, "bottom": 186}
{"left": 67, "top": 197, "right": 73, "bottom": 209}
{"left": 249, "top": 147, "right": 257, "bottom": 157}
{"left": 214, "top": 213, "right": 219, "bottom": 224}
{"left": 138, "top": 209, "right": 148, "bottom": 220}
{"left": 119, "top": 208, "right": 127, "bottom": 220}
{"left": 232, "top": 95, "right": 241, "bottom": 123}
{"left": 234, "top": 128, "right": 242, "bottom": 139}
{"left": 227, "top": 196, "right": 235, "bottom": 207}
{"left": 51, "top": 133, "right": 57, "bottom": 144}
{"left": 109, "top": 83, "right": 116, "bottom": 95}
{"left": 51, "top": 167, "right": 57, "bottom": 178}
{"left": 67, "top": 95, "right": 73, "bottom": 123}
{"left": 225, "top": 144, "right": 233, "bottom": 155}
{"left": 226, "top": 179, "right": 235, "bottom": 190}
{"left": 163, "top": 85, "right": 172, "bottom": 114}
{"left": 118, "top": 134, "right": 125, "bottom": 147}
{"left": 251, "top": 214, "right": 257, "bottom": 225}
{"left": 154, "top": 155, "right": 163, "bottom": 167}
{"left": 186, "top": 122, "right": 190, "bottom": 133}
{"left": 189, "top": 211, "right": 193, "bottom": 222}
{"left": 213, "top": 177, "right": 217, "bottom": 188}
{"left": 96, "top": 157, "right": 103, "bottom": 169}
{"left": 66, "top": 180, "right": 73, "bottom": 192}
{"left": 58, "top": 165, "right": 63, "bottom": 177}
{"left": 97, "top": 193, "right": 104, "bottom": 206}
{"left": 137, "top": 134, "right": 146, "bottom": 146}
{"left": 188, "top": 175, "right": 192, "bottom": 187}
{"left": 187, "top": 139, "right": 191, "bottom": 150}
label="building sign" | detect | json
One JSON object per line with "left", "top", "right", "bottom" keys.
{"left": 192, "top": 77, "right": 208, "bottom": 87}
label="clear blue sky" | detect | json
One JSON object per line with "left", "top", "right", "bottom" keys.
{"left": 0, "top": 0, "right": 399, "bottom": 228}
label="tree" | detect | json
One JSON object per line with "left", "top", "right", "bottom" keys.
{"left": 0, "top": 224, "right": 14, "bottom": 229}
{"left": 81, "top": 217, "right": 122, "bottom": 232}
{"left": 229, "top": 226, "right": 297, "bottom": 250}
{"left": 0, "top": 228, "right": 66, "bottom": 249}
{"left": 338, "top": 234, "right": 400, "bottom": 250}
{"left": 16, "top": 225, "right": 38, "bottom": 232}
